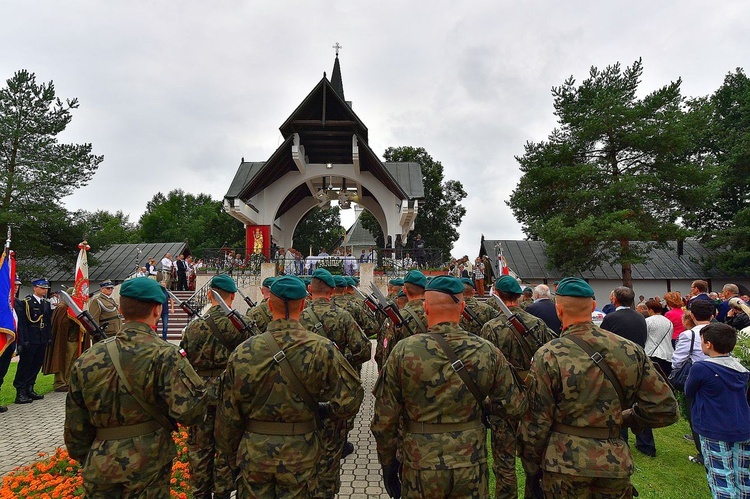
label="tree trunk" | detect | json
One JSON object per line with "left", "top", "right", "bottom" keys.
{"left": 621, "top": 239, "right": 633, "bottom": 289}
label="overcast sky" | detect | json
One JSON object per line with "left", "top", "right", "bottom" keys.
{"left": 2, "top": 1, "right": 747, "bottom": 259}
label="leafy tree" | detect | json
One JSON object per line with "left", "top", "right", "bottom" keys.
{"left": 684, "top": 68, "right": 750, "bottom": 273}
{"left": 138, "top": 189, "right": 244, "bottom": 256}
{"left": 382, "top": 146, "right": 467, "bottom": 260}
{"left": 75, "top": 210, "right": 138, "bottom": 250}
{"left": 508, "top": 59, "right": 703, "bottom": 288}
{"left": 292, "top": 206, "right": 342, "bottom": 256}
{"left": 0, "top": 69, "right": 103, "bottom": 259}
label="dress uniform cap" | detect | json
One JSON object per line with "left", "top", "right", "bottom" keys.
{"left": 14, "top": 276, "right": 21, "bottom": 285}
{"left": 404, "top": 270, "right": 427, "bottom": 288}
{"left": 100, "top": 280, "right": 115, "bottom": 289}
{"left": 389, "top": 278, "right": 404, "bottom": 286}
{"left": 312, "top": 268, "right": 335, "bottom": 287}
{"left": 262, "top": 277, "right": 276, "bottom": 289}
{"left": 334, "top": 275, "right": 347, "bottom": 288}
{"left": 120, "top": 277, "right": 165, "bottom": 303}
{"left": 555, "top": 277, "right": 595, "bottom": 298}
{"left": 494, "top": 275, "right": 522, "bottom": 294}
{"left": 270, "top": 275, "right": 308, "bottom": 301}
{"left": 345, "top": 276, "right": 356, "bottom": 287}
{"left": 426, "top": 275, "right": 464, "bottom": 295}
{"left": 460, "top": 277, "right": 475, "bottom": 289}
{"left": 211, "top": 274, "right": 238, "bottom": 293}
{"left": 32, "top": 278, "right": 50, "bottom": 289}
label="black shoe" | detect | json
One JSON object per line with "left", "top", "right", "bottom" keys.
{"left": 15, "top": 390, "right": 32, "bottom": 404}
{"left": 341, "top": 441, "right": 355, "bottom": 459}
{"left": 689, "top": 454, "right": 705, "bottom": 465}
{"left": 636, "top": 448, "right": 656, "bottom": 458}
{"left": 27, "top": 389, "right": 44, "bottom": 400}
{"left": 0, "top": 405, "right": 7, "bottom": 413}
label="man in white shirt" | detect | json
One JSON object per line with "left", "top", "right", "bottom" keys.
{"left": 161, "top": 253, "right": 173, "bottom": 289}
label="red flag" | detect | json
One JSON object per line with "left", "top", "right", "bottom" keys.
{"left": 69, "top": 241, "right": 91, "bottom": 320}
{"left": 499, "top": 252, "right": 510, "bottom": 276}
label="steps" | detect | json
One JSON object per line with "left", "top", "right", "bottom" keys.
{"left": 163, "top": 290, "right": 197, "bottom": 341}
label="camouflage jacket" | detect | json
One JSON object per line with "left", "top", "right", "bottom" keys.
{"left": 518, "top": 321, "right": 678, "bottom": 478}
{"left": 300, "top": 297, "right": 371, "bottom": 369}
{"left": 344, "top": 293, "right": 379, "bottom": 335}
{"left": 372, "top": 322, "right": 527, "bottom": 470}
{"left": 180, "top": 305, "right": 248, "bottom": 390}
{"left": 215, "top": 319, "right": 364, "bottom": 474}
{"left": 394, "top": 299, "right": 427, "bottom": 345}
{"left": 246, "top": 299, "right": 272, "bottom": 333}
{"left": 460, "top": 297, "right": 500, "bottom": 336}
{"left": 65, "top": 321, "right": 208, "bottom": 484}
{"left": 480, "top": 305, "right": 555, "bottom": 374}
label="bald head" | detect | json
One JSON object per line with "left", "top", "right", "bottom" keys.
{"left": 424, "top": 290, "right": 464, "bottom": 326}
{"left": 555, "top": 295, "right": 596, "bottom": 329}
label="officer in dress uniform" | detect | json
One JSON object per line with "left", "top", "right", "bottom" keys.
{"left": 245, "top": 277, "right": 275, "bottom": 334}
{"left": 216, "top": 275, "right": 363, "bottom": 498}
{"left": 180, "top": 274, "right": 249, "bottom": 499}
{"left": 372, "top": 275, "right": 527, "bottom": 498}
{"left": 65, "top": 277, "right": 209, "bottom": 497}
{"left": 88, "top": 280, "right": 122, "bottom": 338}
{"left": 519, "top": 277, "right": 678, "bottom": 498}
{"left": 13, "top": 278, "right": 53, "bottom": 404}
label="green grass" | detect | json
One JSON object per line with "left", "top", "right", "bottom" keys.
{"left": 0, "top": 361, "right": 55, "bottom": 406}
{"left": 487, "top": 418, "right": 710, "bottom": 498}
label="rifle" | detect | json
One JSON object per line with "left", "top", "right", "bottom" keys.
{"left": 59, "top": 290, "right": 108, "bottom": 342}
{"left": 352, "top": 286, "right": 379, "bottom": 320}
{"left": 370, "top": 282, "right": 414, "bottom": 337}
{"left": 493, "top": 294, "right": 543, "bottom": 349}
{"left": 461, "top": 304, "right": 484, "bottom": 329}
{"left": 236, "top": 287, "right": 256, "bottom": 309}
{"left": 166, "top": 289, "right": 200, "bottom": 318}
{"left": 210, "top": 289, "right": 258, "bottom": 337}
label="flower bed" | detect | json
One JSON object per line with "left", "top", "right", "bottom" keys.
{"left": 1, "top": 427, "right": 192, "bottom": 498}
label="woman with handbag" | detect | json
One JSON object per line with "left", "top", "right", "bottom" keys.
{"left": 671, "top": 300, "right": 712, "bottom": 465}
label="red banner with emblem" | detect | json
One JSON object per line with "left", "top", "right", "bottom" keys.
{"left": 68, "top": 241, "right": 91, "bottom": 321}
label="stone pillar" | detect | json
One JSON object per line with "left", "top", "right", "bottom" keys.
{"left": 359, "top": 263, "right": 375, "bottom": 292}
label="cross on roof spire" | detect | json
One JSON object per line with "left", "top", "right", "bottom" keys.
{"left": 332, "top": 42, "right": 342, "bottom": 57}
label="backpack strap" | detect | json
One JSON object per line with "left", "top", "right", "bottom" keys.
{"left": 566, "top": 335, "right": 626, "bottom": 410}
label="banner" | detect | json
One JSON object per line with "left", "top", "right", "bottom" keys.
{"left": 0, "top": 249, "right": 17, "bottom": 356}
{"left": 68, "top": 241, "right": 91, "bottom": 321}
{"left": 246, "top": 225, "right": 271, "bottom": 260}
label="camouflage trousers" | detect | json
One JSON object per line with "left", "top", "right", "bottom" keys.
{"left": 313, "top": 418, "right": 347, "bottom": 498}
{"left": 490, "top": 418, "right": 518, "bottom": 498}
{"left": 401, "top": 462, "right": 489, "bottom": 498}
{"left": 541, "top": 470, "right": 633, "bottom": 499}
{"left": 187, "top": 403, "right": 235, "bottom": 496}
{"left": 83, "top": 461, "right": 171, "bottom": 498}
{"left": 239, "top": 467, "right": 317, "bottom": 498}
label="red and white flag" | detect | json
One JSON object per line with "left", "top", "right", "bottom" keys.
{"left": 69, "top": 241, "right": 91, "bottom": 320}
{"left": 499, "top": 252, "right": 510, "bottom": 276}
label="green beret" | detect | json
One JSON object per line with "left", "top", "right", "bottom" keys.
{"left": 397, "top": 289, "right": 406, "bottom": 298}
{"left": 344, "top": 276, "right": 356, "bottom": 287}
{"left": 553, "top": 280, "right": 560, "bottom": 286}
{"left": 353, "top": 277, "right": 360, "bottom": 284}
{"left": 262, "top": 277, "right": 276, "bottom": 288}
{"left": 555, "top": 277, "right": 595, "bottom": 298}
{"left": 404, "top": 270, "right": 427, "bottom": 288}
{"left": 495, "top": 275, "right": 522, "bottom": 294}
{"left": 211, "top": 274, "right": 238, "bottom": 293}
{"left": 120, "top": 277, "right": 165, "bottom": 303}
{"left": 311, "top": 268, "right": 335, "bottom": 288}
{"left": 426, "top": 275, "right": 464, "bottom": 295}
{"left": 389, "top": 278, "right": 404, "bottom": 286}
{"left": 334, "top": 275, "right": 347, "bottom": 288}
{"left": 301, "top": 276, "right": 312, "bottom": 286}
{"left": 460, "top": 277, "right": 475, "bottom": 289}
{"left": 270, "top": 275, "right": 308, "bottom": 301}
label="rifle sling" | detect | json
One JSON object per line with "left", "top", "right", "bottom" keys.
{"left": 306, "top": 308, "right": 325, "bottom": 334}
{"left": 403, "top": 307, "right": 428, "bottom": 334}
{"left": 260, "top": 331, "right": 320, "bottom": 427}
{"left": 104, "top": 339, "right": 174, "bottom": 434}
{"left": 429, "top": 332, "right": 486, "bottom": 411}
{"left": 205, "top": 314, "right": 236, "bottom": 353}
{"left": 566, "top": 335, "right": 627, "bottom": 409}
{"left": 507, "top": 322, "right": 536, "bottom": 370}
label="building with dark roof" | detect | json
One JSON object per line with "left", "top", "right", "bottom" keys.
{"left": 224, "top": 53, "right": 424, "bottom": 258}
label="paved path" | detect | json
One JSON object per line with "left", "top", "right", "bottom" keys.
{"left": 0, "top": 345, "right": 389, "bottom": 497}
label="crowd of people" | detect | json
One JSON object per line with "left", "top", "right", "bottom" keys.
{"left": 2, "top": 261, "right": 750, "bottom": 498}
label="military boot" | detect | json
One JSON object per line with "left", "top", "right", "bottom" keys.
{"left": 15, "top": 389, "right": 32, "bottom": 404}
{"left": 27, "top": 387, "right": 44, "bottom": 400}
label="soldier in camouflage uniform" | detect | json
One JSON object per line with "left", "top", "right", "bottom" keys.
{"left": 216, "top": 275, "right": 364, "bottom": 498}
{"left": 65, "top": 278, "right": 209, "bottom": 498}
{"left": 300, "top": 269, "right": 370, "bottom": 498}
{"left": 480, "top": 275, "right": 555, "bottom": 499}
{"left": 245, "top": 276, "right": 275, "bottom": 334}
{"left": 519, "top": 277, "right": 678, "bottom": 498}
{"left": 392, "top": 270, "right": 429, "bottom": 346}
{"left": 88, "top": 280, "right": 122, "bottom": 337}
{"left": 376, "top": 279, "right": 403, "bottom": 370}
{"left": 519, "top": 287, "right": 534, "bottom": 309}
{"left": 180, "top": 275, "right": 250, "bottom": 499}
{"left": 459, "top": 277, "right": 500, "bottom": 336}
{"left": 386, "top": 277, "right": 403, "bottom": 302}
{"left": 372, "top": 275, "right": 527, "bottom": 499}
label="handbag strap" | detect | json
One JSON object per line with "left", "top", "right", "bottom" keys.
{"left": 105, "top": 339, "right": 174, "bottom": 432}
{"left": 567, "top": 335, "right": 627, "bottom": 410}
{"left": 648, "top": 324, "right": 673, "bottom": 357}
{"left": 260, "top": 331, "right": 320, "bottom": 426}
{"left": 429, "top": 332, "right": 486, "bottom": 409}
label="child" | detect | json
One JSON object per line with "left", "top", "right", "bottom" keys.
{"left": 685, "top": 322, "right": 750, "bottom": 498}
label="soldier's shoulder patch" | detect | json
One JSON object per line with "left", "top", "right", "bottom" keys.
{"left": 178, "top": 348, "right": 187, "bottom": 357}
